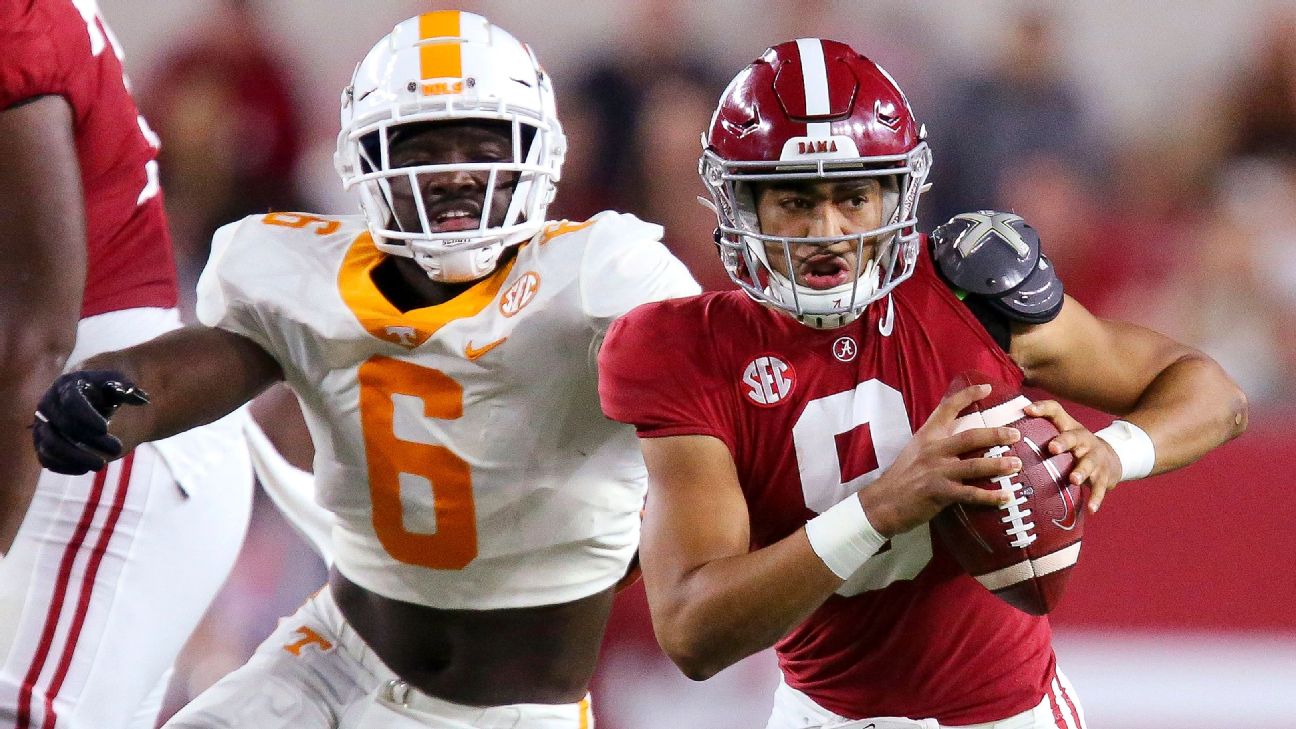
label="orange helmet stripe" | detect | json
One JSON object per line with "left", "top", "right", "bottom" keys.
{"left": 418, "top": 11, "right": 462, "bottom": 80}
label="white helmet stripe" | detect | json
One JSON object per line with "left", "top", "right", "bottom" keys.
{"left": 795, "top": 37, "right": 832, "bottom": 137}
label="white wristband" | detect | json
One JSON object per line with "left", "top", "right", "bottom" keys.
{"left": 804, "top": 495, "right": 888, "bottom": 580}
{"left": 1095, "top": 420, "right": 1156, "bottom": 481}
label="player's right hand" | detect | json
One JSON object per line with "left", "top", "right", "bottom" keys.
{"left": 859, "top": 384, "right": 1020, "bottom": 538}
{"left": 32, "top": 370, "right": 150, "bottom": 475}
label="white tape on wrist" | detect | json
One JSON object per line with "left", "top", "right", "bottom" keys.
{"left": 804, "top": 495, "right": 888, "bottom": 580}
{"left": 1095, "top": 419, "right": 1156, "bottom": 481}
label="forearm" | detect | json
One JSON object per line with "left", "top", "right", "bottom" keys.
{"left": 0, "top": 326, "right": 78, "bottom": 547}
{"left": 1121, "top": 353, "right": 1247, "bottom": 475}
{"left": 650, "top": 528, "right": 841, "bottom": 680}
{"left": 1013, "top": 302, "right": 1248, "bottom": 477}
{"left": 80, "top": 327, "right": 283, "bottom": 451}
{"left": 0, "top": 338, "right": 75, "bottom": 551}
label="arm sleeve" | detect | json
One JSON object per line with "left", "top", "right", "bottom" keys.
{"left": 0, "top": 14, "right": 65, "bottom": 110}
{"left": 579, "top": 213, "right": 701, "bottom": 334}
{"left": 195, "top": 219, "right": 278, "bottom": 356}
{"left": 597, "top": 305, "right": 737, "bottom": 453}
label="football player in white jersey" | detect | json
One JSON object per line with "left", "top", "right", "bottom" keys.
{"left": 29, "top": 11, "right": 698, "bottom": 729}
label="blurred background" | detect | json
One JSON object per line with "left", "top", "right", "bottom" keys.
{"left": 95, "top": 0, "right": 1295, "bottom": 727}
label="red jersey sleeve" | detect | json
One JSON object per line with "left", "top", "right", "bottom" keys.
{"left": 0, "top": 5, "right": 66, "bottom": 109}
{"left": 0, "top": 2, "right": 178, "bottom": 317}
{"left": 598, "top": 297, "right": 738, "bottom": 452}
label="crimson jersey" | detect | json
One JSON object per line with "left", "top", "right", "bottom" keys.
{"left": 0, "top": 0, "right": 177, "bottom": 317}
{"left": 599, "top": 249, "right": 1055, "bottom": 724}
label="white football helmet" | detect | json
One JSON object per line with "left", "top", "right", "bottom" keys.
{"left": 335, "top": 11, "right": 566, "bottom": 282}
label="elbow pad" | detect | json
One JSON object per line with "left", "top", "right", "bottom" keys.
{"left": 930, "top": 211, "right": 1064, "bottom": 324}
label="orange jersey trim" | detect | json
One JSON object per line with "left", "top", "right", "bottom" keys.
{"left": 336, "top": 232, "right": 516, "bottom": 347}
{"left": 538, "top": 218, "right": 596, "bottom": 245}
{"left": 418, "top": 11, "right": 462, "bottom": 80}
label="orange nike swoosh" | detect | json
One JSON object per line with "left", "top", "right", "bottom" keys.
{"left": 464, "top": 337, "right": 507, "bottom": 360}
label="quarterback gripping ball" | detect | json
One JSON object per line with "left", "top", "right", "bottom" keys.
{"left": 932, "top": 371, "right": 1086, "bottom": 615}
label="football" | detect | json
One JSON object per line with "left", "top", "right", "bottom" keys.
{"left": 931, "top": 371, "right": 1087, "bottom": 615}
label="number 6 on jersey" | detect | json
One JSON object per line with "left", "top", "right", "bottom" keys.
{"left": 358, "top": 357, "right": 477, "bottom": 569}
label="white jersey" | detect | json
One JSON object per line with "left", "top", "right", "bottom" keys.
{"left": 196, "top": 211, "right": 699, "bottom": 609}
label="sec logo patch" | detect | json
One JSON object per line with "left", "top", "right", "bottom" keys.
{"left": 500, "top": 272, "right": 541, "bottom": 317}
{"left": 741, "top": 355, "right": 796, "bottom": 407}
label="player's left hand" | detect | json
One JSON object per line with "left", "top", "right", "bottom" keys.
{"left": 1024, "top": 399, "right": 1120, "bottom": 514}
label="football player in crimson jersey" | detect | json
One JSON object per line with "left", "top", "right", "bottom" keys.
{"left": 29, "top": 11, "right": 697, "bottom": 729}
{"left": 598, "top": 38, "right": 1246, "bottom": 729}
{"left": 0, "top": 2, "right": 253, "bottom": 728}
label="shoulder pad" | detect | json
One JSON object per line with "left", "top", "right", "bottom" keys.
{"left": 930, "top": 211, "right": 1063, "bottom": 323}
{"left": 538, "top": 211, "right": 664, "bottom": 248}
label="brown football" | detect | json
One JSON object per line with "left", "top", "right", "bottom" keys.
{"left": 931, "top": 371, "right": 1087, "bottom": 615}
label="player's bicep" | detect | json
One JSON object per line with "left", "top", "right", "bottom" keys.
{"left": 638, "top": 435, "right": 750, "bottom": 591}
{"left": 1011, "top": 294, "right": 1194, "bottom": 413}
{"left": 0, "top": 95, "right": 84, "bottom": 338}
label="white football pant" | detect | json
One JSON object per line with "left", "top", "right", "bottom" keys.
{"left": 162, "top": 586, "right": 595, "bottom": 729}
{"left": 0, "top": 414, "right": 253, "bottom": 729}
{"left": 765, "top": 669, "right": 1086, "bottom": 729}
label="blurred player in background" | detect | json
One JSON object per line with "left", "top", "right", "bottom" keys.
{"left": 0, "top": 1, "right": 253, "bottom": 728}
{"left": 599, "top": 39, "right": 1246, "bottom": 728}
{"left": 30, "top": 10, "right": 697, "bottom": 729}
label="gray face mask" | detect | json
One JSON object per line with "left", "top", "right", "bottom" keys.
{"left": 700, "top": 144, "right": 933, "bottom": 329}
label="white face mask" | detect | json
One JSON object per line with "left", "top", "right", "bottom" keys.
{"left": 334, "top": 12, "right": 566, "bottom": 283}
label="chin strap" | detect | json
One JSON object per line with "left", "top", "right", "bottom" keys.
{"left": 795, "top": 309, "right": 856, "bottom": 330}
{"left": 775, "top": 258, "right": 880, "bottom": 330}
{"left": 415, "top": 244, "right": 504, "bottom": 283}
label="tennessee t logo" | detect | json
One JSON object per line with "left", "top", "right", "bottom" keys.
{"left": 384, "top": 326, "right": 419, "bottom": 347}
{"left": 283, "top": 626, "right": 333, "bottom": 656}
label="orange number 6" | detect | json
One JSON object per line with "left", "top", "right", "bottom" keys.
{"left": 358, "top": 357, "right": 476, "bottom": 569}
{"left": 263, "top": 212, "right": 342, "bottom": 236}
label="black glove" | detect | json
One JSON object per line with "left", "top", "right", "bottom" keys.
{"left": 32, "top": 370, "right": 150, "bottom": 475}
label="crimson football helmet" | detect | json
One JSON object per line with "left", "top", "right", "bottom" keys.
{"left": 700, "top": 39, "right": 931, "bottom": 328}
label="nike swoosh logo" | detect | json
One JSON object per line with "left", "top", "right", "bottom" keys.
{"left": 1052, "top": 476, "right": 1079, "bottom": 530}
{"left": 877, "top": 294, "right": 895, "bottom": 336}
{"left": 1026, "top": 437, "right": 1080, "bottom": 530}
{"left": 464, "top": 337, "right": 507, "bottom": 361}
